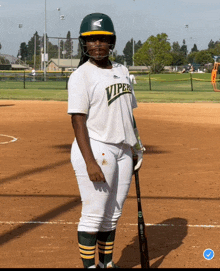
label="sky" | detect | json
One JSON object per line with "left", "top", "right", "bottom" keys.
{"left": 0, "top": 0, "right": 220, "bottom": 58}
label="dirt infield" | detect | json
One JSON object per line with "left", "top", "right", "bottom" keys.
{"left": 0, "top": 100, "right": 219, "bottom": 268}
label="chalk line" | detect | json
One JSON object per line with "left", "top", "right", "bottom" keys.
{"left": 0, "top": 221, "right": 219, "bottom": 228}
{"left": 0, "top": 134, "right": 18, "bottom": 145}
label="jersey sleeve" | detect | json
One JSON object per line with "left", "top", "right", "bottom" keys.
{"left": 126, "top": 68, "right": 138, "bottom": 109}
{"left": 67, "top": 70, "right": 89, "bottom": 115}
{"left": 131, "top": 86, "right": 138, "bottom": 109}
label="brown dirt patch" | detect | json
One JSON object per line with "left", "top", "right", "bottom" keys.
{"left": 0, "top": 100, "right": 219, "bottom": 268}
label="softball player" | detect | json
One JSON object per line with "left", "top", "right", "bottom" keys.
{"left": 68, "top": 13, "right": 145, "bottom": 268}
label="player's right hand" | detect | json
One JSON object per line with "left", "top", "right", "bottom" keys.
{"left": 86, "top": 161, "right": 106, "bottom": 183}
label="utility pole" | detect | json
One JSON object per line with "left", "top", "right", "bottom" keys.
{"left": 44, "top": 0, "right": 47, "bottom": 81}
{"left": 132, "top": 0, "right": 135, "bottom": 67}
{"left": 34, "top": 34, "right": 36, "bottom": 70}
{"left": 133, "top": 38, "right": 135, "bottom": 66}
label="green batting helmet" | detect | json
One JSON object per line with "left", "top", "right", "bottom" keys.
{"left": 77, "top": 13, "right": 116, "bottom": 67}
{"left": 79, "top": 13, "right": 116, "bottom": 50}
{"left": 80, "top": 13, "right": 116, "bottom": 37}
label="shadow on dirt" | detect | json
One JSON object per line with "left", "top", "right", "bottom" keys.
{"left": 116, "top": 217, "right": 188, "bottom": 268}
{"left": 143, "top": 145, "right": 169, "bottom": 155}
{"left": 0, "top": 159, "right": 70, "bottom": 185}
{"left": 0, "top": 104, "right": 15, "bottom": 107}
{"left": 0, "top": 197, "right": 81, "bottom": 246}
{"left": 53, "top": 144, "right": 72, "bottom": 153}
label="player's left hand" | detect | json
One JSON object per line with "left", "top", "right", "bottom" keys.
{"left": 133, "top": 148, "right": 145, "bottom": 172}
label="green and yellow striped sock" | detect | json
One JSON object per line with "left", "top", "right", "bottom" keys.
{"left": 78, "top": 231, "right": 97, "bottom": 268}
{"left": 97, "top": 230, "right": 116, "bottom": 267}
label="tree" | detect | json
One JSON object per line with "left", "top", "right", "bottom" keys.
{"left": 134, "top": 33, "right": 172, "bottom": 73}
{"left": 47, "top": 41, "right": 58, "bottom": 59}
{"left": 172, "top": 41, "right": 181, "bottom": 53}
{"left": 123, "top": 39, "right": 133, "bottom": 66}
{"left": 123, "top": 39, "right": 143, "bottom": 66}
{"left": 25, "top": 32, "right": 43, "bottom": 68}
{"left": 180, "top": 39, "right": 187, "bottom": 57}
{"left": 59, "top": 40, "right": 65, "bottom": 58}
{"left": 114, "top": 54, "right": 124, "bottom": 64}
{"left": 27, "top": 31, "right": 41, "bottom": 61}
{"left": 135, "top": 40, "right": 143, "bottom": 53}
{"left": 170, "top": 51, "right": 185, "bottom": 66}
{"left": 27, "top": 54, "right": 42, "bottom": 70}
{"left": 109, "top": 50, "right": 124, "bottom": 64}
{"left": 208, "top": 40, "right": 215, "bottom": 50}
{"left": 0, "top": 56, "right": 10, "bottom": 64}
{"left": 191, "top": 44, "right": 198, "bottom": 53}
{"left": 194, "top": 50, "right": 213, "bottom": 65}
{"left": 170, "top": 41, "right": 185, "bottom": 66}
{"left": 73, "top": 42, "right": 82, "bottom": 58}
{"left": 187, "top": 51, "right": 198, "bottom": 64}
{"left": 208, "top": 42, "right": 220, "bottom": 61}
{"left": 18, "top": 42, "right": 28, "bottom": 62}
{"left": 64, "top": 31, "right": 73, "bottom": 59}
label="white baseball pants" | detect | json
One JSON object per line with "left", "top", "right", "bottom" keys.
{"left": 71, "top": 138, "right": 133, "bottom": 232}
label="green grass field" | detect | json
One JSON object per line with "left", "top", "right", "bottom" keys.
{"left": 0, "top": 73, "right": 219, "bottom": 103}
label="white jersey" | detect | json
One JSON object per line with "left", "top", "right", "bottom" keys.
{"left": 68, "top": 60, "right": 138, "bottom": 147}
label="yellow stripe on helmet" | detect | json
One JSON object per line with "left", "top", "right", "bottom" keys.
{"left": 81, "top": 31, "right": 114, "bottom": 36}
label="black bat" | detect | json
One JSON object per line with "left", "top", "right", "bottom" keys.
{"left": 134, "top": 169, "right": 150, "bottom": 268}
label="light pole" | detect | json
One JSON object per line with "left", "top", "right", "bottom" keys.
{"left": 132, "top": 37, "right": 135, "bottom": 67}
{"left": 57, "top": 8, "right": 65, "bottom": 70}
{"left": 132, "top": 0, "right": 135, "bottom": 66}
{"left": 18, "top": 24, "right": 23, "bottom": 64}
{"left": 34, "top": 33, "right": 36, "bottom": 70}
{"left": 44, "top": 0, "right": 47, "bottom": 81}
{"left": 185, "top": 24, "right": 189, "bottom": 44}
{"left": 57, "top": 7, "right": 65, "bottom": 21}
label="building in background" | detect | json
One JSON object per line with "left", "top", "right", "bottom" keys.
{"left": 47, "top": 58, "right": 80, "bottom": 72}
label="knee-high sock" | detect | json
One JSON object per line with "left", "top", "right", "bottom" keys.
{"left": 97, "top": 230, "right": 116, "bottom": 267}
{"left": 78, "top": 231, "right": 97, "bottom": 268}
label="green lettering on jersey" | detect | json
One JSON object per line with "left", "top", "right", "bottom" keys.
{"left": 113, "top": 84, "right": 117, "bottom": 96}
{"left": 123, "top": 83, "right": 127, "bottom": 92}
{"left": 106, "top": 86, "right": 113, "bottom": 101}
{"left": 106, "top": 83, "right": 132, "bottom": 106}
{"left": 117, "top": 83, "right": 123, "bottom": 94}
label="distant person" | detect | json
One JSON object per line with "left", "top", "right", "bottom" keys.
{"left": 181, "top": 68, "right": 186, "bottom": 73}
{"left": 31, "top": 68, "right": 36, "bottom": 76}
{"left": 189, "top": 65, "right": 194, "bottom": 73}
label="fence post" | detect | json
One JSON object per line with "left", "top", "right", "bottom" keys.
{"left": 190, "top": 73, "right": 193, "bottom": 91}
{"left": 23, "top": 70, "right": 25, "bottom": 89}
{"left": 149, "top": 72, "right": 151, "bottom": 90}
{"left": 66, "top": 73, "right": 68, "bottom": 90}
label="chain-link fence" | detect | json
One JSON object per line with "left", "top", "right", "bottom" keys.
{"left": 0, "top": 71, "right": 214, "bottom": 92}
{"left": 38, "top": 36, "right": 79, "bottom": 72}
{"left": 0, "top": 71, "right": 71, "bottom": 90}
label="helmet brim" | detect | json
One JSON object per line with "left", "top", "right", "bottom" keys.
{"left": 81, "top": 31, "right": 114, "bottom": 36}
